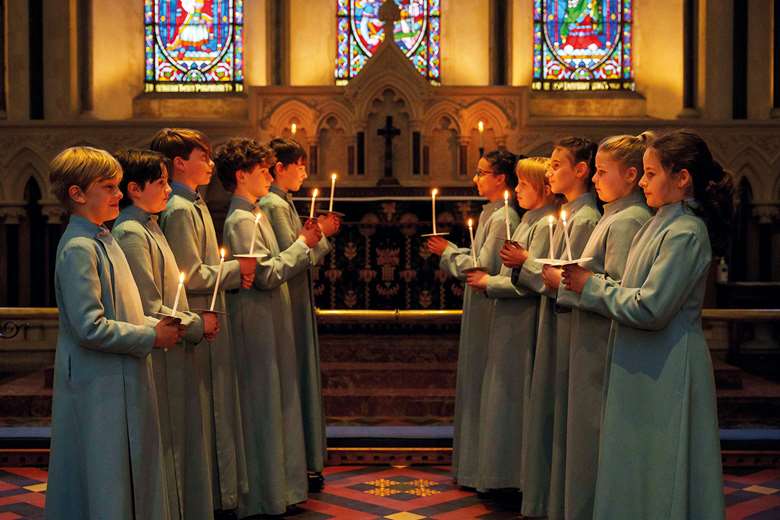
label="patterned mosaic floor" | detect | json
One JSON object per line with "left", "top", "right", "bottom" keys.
{"left": 1, "top": 465, "right": 779, "bottom": 519}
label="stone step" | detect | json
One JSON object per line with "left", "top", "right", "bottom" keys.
{"left": 321, "top": 362, "right": 456, "bottom": 390}
{"left": 318, "top": 334, "right": 459, "bottom": 364}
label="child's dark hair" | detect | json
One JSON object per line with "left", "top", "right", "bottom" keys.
{"left": 649, "top": 130, "right": 735, "bottom": 255}
{"left": 149, "top": 128, "right": 211, "bottom": 163}
{"left": 554, "top": 136, "right": 597, "bottom": 183}
{"left": 114, "top": 149, "right": 170, "bottom": 208}
{"left": 269, "top": 137, "right": 307, "bottom": 167}
{"left": 484, "top": 149, "right": 519, "bottom": 189}
{"left": 214, "top": 138, "right": 274, "bottom": 192}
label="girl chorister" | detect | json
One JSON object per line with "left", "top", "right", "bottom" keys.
{"left": 562, "top": 130, "right": 730, "bottom": 519}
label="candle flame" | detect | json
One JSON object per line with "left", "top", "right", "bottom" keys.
{"left": 547, "top": 215, "right": 555, "bottom": 225}
{"left": 291, "top": 123, "right": 297, "bottom": 135}
{"left": 220, "top": 247, "right": 225, "bottom": 259}
{"left": 504, "top": 190, "right": 509, "bottom": 202}
{"left": 560, "top": 209, "right": 567, "bottom": 222}
{"left": 431, "top": 188, "right": 438, "bottom": 197}
{"left": 468, "top": 218, "right": 473, "bottom": 228}
{"left": 331, "top": 173, "right": 337, "bottom": 181}
{"left": 254, "top": 213, "right": 261, "bottom": 223}
{"left": 478, "top": 120, "right": 484, "bottom": 133}
{"left": 313, "top": 188, "right": 319, "bottom": 197}
{"left": 178, "top": 271, "right": 185, "bottom": 283}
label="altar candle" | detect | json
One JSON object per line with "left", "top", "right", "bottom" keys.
{"left": 561, "top": 209, "right": 573, "bottom": 261}
{"left": 209, "top": 248, "right": 225, "bottom": 311}
{"left": 171, "top": 271, "right": 184, "bottom": 316}
{"left": 291, "top": 123, "right": 297, "bottom": 136}
{"left": 503, "top": 190, "right": 511, "bottom": 240}
{"left": 478, "top": 120, "right": 484, "bottom": 147}
{"left": 468, "top": 218, "right": 477, "bottom": 267}
{"left": 309, "top": 188, "right": 319, "bottom": 219}
{"left": 547, "top": 215, "right": 555, "bottom": 259}
{"left": 328, "top": 173, "right": 337, "bottom": 212}
{"left": 431, "top": 188, "right": 438, "bottom": 234}
{"left": 248, "top": 213, "right": 261, "bottom": 255}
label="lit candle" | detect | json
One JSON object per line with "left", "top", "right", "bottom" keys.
{"left": 561, "top": 209, "right": 573, "bottom": 261}
{"left": 328, "top": 173, "right": 337, "bottom": 213}
{"left": 503, "top": 190, "right": 511, "bottom": 240}
{"left": 309, "top": 188, "right": 319, "bottom": 220}
{"left": 468, "top": 218, "right": 478, "bottom": 267}
{"left": 478, "top": 120, "right": 484, "bottom": 148}
{"left": 248, "top": 213, "right": 261, "bottom": 255}
{"left": 210, "top": 248, "right": 225, "bottom": 311}
{"left": 291, "top": 123, "right": 297, "bottom": 136}
{"left": 431, "top": 188, "right": 438, "bottom": 234}
{"left": 547, "top": 215, "right": 555, "bottom": 259}
{"left": 171, "top": 271, "right": 184, "bottom": 316}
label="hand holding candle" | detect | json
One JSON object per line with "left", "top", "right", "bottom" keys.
{"left": 468, "top": 218, "right": 478, "bottom": 267}
{"left": 171, "top": 271, "right": 184, "bottom": 316}
{"left": 248, "top": 213, "right": 261, "bottom": 255}
{"left": 503, "top": 190, "right": 511, "bottom": 240}
{"left": 328, "top": 173, "right": 337, "bottom": 213}
{"left": 209, "top": 248, "right": 225, "bottom": 311}
{"left": 547, "top": 215, "right": 555, "bottom": 259}
{"left": 309, "top": 188, "right": 319, "bottom": 220}
{"left": 561, "top": 209, "right": 573, "bottom": 261}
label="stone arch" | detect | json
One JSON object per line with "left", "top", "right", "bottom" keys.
{"left": 315, "top": 101, "right": 356, "bottom": 136}
{"left": 423, "top": 101, "right": 462, "bottom": 137}
{"left": 728, "top": 153, "right": 769, "bottom": 203}
{"left": 4, "top": 147, "right": 51, "bottom": 203}
{"left": 354, "top": 77, "right": 426, "bottom": 122}
{"left": 267, "top": 99, "right": 318, "bottom": 140}
{"left": 460, "top": 99, "right": 512, "bottom": 142}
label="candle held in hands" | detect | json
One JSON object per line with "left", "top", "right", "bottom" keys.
{"left": 309, "top": 188, "right": 319, "bottom": 220}
{"left": 171, "top": 271, "right": 184, "bottom": 316}
{"left": 210, "top": 248, "right": 225, "bottom": 311}
{"left": 547, "top": 215, "right": 555, "bottom": 260}
{"left": 248, "top": 213, "right": 261, "bottom": 255}
{"left": 561, "top": 209, "right": 573, "bottom": 261}
{"left": 431, "top": 188, "right": 438, "bottom": 234}
{"left": 328, "top": 173, "right": 337, "bottom": 213}
{"left": 503, "top": 190, "right": 511, "bottom": 240}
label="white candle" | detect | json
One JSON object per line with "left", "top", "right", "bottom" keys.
{"left": 248, "top": 213, "right": 261, "bottom": 255}
{"left": 468, "top": 218, "right": 477, "bottom": 267}
{"left": 210, "top": 248, "right": 225, "bottom": 311}
{"left": 309, "top": 188, "right": 319, "bottom": 219}
{"left": 328, "top": 173, "right": 337, "bottom": 212}
{"left": 291, "top": 122, "right": 297, "bottom": 136}
{"left": 478, "top": 120, "right": 484, "bottom": 148}
{"left": 431, "top": 188, "right": 438, "bottom": 234}
{"left": 503, "top": 190, "right": 511, "bottom": 240}
{"left": 561, "top": 209, "right": 573, "bottom": 261}
{"left": 171, "top": 271, "right": 184, "bottom": 316}
{"left": 547, "top": 215, "right": 555, "bottom": 259}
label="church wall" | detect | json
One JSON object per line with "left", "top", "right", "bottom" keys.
{"left": 747, "top": 0, "right": 772, "bottom": 119}
{"left": 6, "top": 0, "right": 31, "bottom": 121}
{"left": 510, "top": 0, "right": 533, "bottom": 87}
{"left": 440, "top": 0, "right": 490, "bottom": 85}
{"left": 289, "top": 0, "right": 337, "bottom": 85}
{"left": 245, "top": 0, "right": 268, "bottom": 87}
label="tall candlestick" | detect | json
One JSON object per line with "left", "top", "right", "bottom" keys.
{"left": 309, "top": 188, "right": 319, "bottom": 219}
{"left": 478, "top": 120, "right": 484, "bottom": 148}
{"left": 291, "top": 123, "right": 297, "bottom": 136}
{"left": 503, "top": 190, "right": 511, "bottom": 240}
{"left": 171, "top": 271, "right": 184, "bottom": 316}
{"left": 248, "top": 213, "right": 261, "bottom": 255}
{"left": 431, "top": 188, "right": 438, "bottom": 234}
{"left": 561, "top": 209, "right": 573, "bottom": 261}
{"left": 547, "top": 215, "right": 555, "bottom": 259}
{"left": 328, "top": 173, "right": 337, "bottom": 212}
{"left": 210, "top": 248, "right": 225, "bottom": 311}
{"left": 468, "top": 218, "right": 477, "bottom": 267}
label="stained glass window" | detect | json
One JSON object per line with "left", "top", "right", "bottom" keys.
{"left": 145, "top": 0, "right": 243, "bottom": 93}
{"left": 336, "top": 0, "right": 440, "bottom": 84}
{"left": 533, "top": 0, "right": 634, "bottom": 91}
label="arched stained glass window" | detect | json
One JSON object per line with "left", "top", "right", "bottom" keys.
{"left": 335, "top": 0, "right": 441, "bottom": 85}
{"left": 533, "top": 0, "right": 634, "bottom": 91}
{"left": 145, "top": 0, "right": 244, "bottom": 93}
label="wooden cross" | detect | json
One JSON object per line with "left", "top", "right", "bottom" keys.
{"left": 377, "top": 115, "right": 401, "bottom": 184}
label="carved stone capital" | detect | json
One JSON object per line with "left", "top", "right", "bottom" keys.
{"left": 0, "top": 204, "right": 27, "bottom": 224}
{"left": 752, "top": 204, "right": 780, "bottom": 224}
{"left": 40, "top": 203, "right": 68, "bottom": 224}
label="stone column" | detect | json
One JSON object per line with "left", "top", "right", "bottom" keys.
{"left": 0, "top": 206, "right": 26, "bottom": 305}
{"left": 748, "top": 0, "right": 773, "bottom": 119}
{"left": 6, "top": 0, "right": 31, "bottom": 120}
{"left": 753, "top": 204, "right": 779, "bottom": 281}
{"left": 699, "top": 0, "right": 734, "bottom": 119}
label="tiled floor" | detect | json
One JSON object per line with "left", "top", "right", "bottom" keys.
{"left": 1, "top": 465, "right": 778, "bottom": 519}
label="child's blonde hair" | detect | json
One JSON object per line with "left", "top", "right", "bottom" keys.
{"left": 598, "top": 132, "right": 655, "bottom": 177}
{"left": 515, "top": 156, "right": 551, "bottom": 197}
{"left": 49, "top": 146, "right": 121, "bottom": 208}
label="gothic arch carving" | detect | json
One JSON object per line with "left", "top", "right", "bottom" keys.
{"left": 353, "top": 77, "right": 427, "bottom": 122}
{"left": 315, "top": 101, "right": 356, "bottom": 136}
{"left": 267, "top": 99, "right": 319, "bottom": 139}
{"left": 424, "top": 101, "right": 462, "bottom": 136}
{"left": 461, "top": 99, "right": 512, "bottom": 142}
{"left": 4, "top": 147, "right": 51, "bottom": 203}
{"left": 728, "top": 152, "right": 770, "bottom": 203}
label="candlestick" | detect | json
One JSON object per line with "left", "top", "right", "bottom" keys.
{"left": 547, "top": 215, "right": 555, "bottom": 260}
{"left": 210, "top": 248, "right": 225, "bottom": 311}
{"left": 309, "top": 188, "right": 319, "bottom": 219}
{"left": 171, "top": 271, "right": 184, "bottom": 316}
{"left": 248, "top": 213, "right": 261, "bottom": 255}
{"left": 468, "top": 218, "right": 477, "bottom": 267}
{"left": 561, "top": 209, "right": 573, "bottom": 261}
{"left": 431, "top": 188, "right": 438, "bottom": 234}
{"left": 328, "top": 173, "right": 337, "bottom": 212}
{"left": 503, "top": 190, "right": 511, "bottom": 240}
{"left": 291, "top": 123, "right": 297, "bottom": 136}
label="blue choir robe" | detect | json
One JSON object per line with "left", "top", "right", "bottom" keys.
{"left": 520, "top": 192, "right": 600, "bottom": 519}
{"left": 440, "top": 200, "right": 520, "bottom": 488}
{"left": 259, "top": 185, "right": 330, "bottom": 473}
{"left": 223, "top": 196, "right": 310, "bottom": 516}
{"left": 578, "top": 201, "right": 724, "bottom": 520}
{"left": 45, "top": 215, "right": 169, "bottom": 520}
{"left": 113, "top": 205, "right": 215, "bottom": 519}
{"left": 477, "top": 204, "right": 555, "bottom": 490}
{"left": 159, "top": 182, "right": 247, "bottom": 510}
{"left": 556, "top": 190, "right": 651, "bottom": 520}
